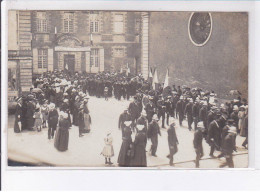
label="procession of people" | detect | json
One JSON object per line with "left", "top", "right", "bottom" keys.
{"left": 13, "top": 69, "right": 248, "bottom": 168}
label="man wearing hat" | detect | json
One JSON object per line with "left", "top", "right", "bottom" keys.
{"left": 157, "top": 95, "right": 166, "bottom": 128}
{"left": 165, "top": 96, "right": 173, "bottom": 126}
{"left": 219, "top": 127, "right": 237, "bottom": 168}
{"left": 48, "top": 103, "right": 59, "bottom": 139}
{"left": 192, "top": 98, "right": 200, "bottom": 130}
{"left": 193, "top": 122, "right": 205, "bottom": 168}
{"left": 167, "top": 122, "right": 179, "bottom": 166}
{"left": 199, "top": 101, "right": 208, "bottom": 130}
{"left": 147, "top": 115, "right": 161, "bottom": 157}
{"left": 176, "top": 96, "right": 185, "bottom": 126}
{"left": 145, "top": 97, "right": 156, "bottom": 123}
{"left": 184, "top": 98, "right": 194, "bottom": 130}
{"left": 207, "top": 112, "right": 224, "bottom": 158}
{"left": 128, "top": 97, "right": 140, "bottom": 132}
{"left": 207, "top": 106, "right": 217, "bottom": 130}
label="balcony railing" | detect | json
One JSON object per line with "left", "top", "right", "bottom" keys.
{"left": 101, "top": 34, "right": 113, "bottom": 41}
{"left": 8, "top": 50, "right": 32, "bottom": 57}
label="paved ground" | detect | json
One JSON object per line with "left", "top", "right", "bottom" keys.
{"left": 7, "top": 96, "right": 248, "bottom": 168}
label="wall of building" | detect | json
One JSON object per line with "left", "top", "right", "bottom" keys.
{"left": 30, "top": 11, "right": 142, "bottom": 74}
{"left": 149, "top": 12, "right": 248, "bottom": 98}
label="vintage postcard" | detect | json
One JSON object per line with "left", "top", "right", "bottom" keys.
{"left": 6, "top": 10, "right": 248, "bottom": 168}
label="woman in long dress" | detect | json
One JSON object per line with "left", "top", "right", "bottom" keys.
{"left": 130, "top": 125, "right": 147, "bottom": 167}
{"left": 238, "top": 106, "right": 246, "bottom": 136}
{"left": 14, "top": 97, "right": 22, "bottom": 133}
{"left": 83, "top": 98, "right": 91, "bottom": 133}
{"left": 54, "top": 112, "right": 70, "bottom": 152}
{"left": 117, "top": 121, "right": 132, "bottom": 167}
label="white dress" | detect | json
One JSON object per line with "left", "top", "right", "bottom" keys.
{"left": 101, "top": 135, "right": 114, "bottom": 157}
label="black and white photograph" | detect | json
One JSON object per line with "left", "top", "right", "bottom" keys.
{"left": 6, "top": 9, "right": 248, "bottom": 169}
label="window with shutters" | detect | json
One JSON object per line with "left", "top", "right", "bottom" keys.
{"left": 90, "top": 13, "right": 99, "bottom": 33}
{"left": 36, "top": 12, "right": 47, "bottom": 32}
{"left": 64, "top": 12, "right": 74, "bottom": 33}
{"left": 90, "top": 48, "right": 100, "bottom": 67}
{"left": 114, "top": 14, "right": 124, "bottom": 34}
{"left": 38, "top": 49, "right": 48, "bottom": 68}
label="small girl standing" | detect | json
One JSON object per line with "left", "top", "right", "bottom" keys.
{"left": 101, "top": 130, "right": 114, "bottom": 165}
{"left": 34, "top": 107, "right": 42, "bottom": 132}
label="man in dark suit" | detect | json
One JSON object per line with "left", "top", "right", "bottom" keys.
{"left": 192, "top": 98, "right": 200, "bottom": 130}
{"left": 199, "top": 101, "right": 208, "bottom": 130}
{"left": 128, "top": 97, "right": 140, "bottom": 131}
{"left": 185, "top": 98, "right": 194, "bottom": 130}
{"left": 48, "top": 103, "right": 59, "bottom": 139}
{"left": 157, "top": 95, "right": 166, "bottom": 128}
{"left": 193, "top": 122, "right": 205, "bottom": 168}
{"left": 176, "top": 96, "right": 185, "bottom": 126}
{"left": 167, "top": 122, "right": 179, "bottom": 166}
{"left": 147, "top": 115, "right": 161, "bottom": 157}
{"left": 219, "top": 128, "right": 237, "bottom": 168}
{"left": 145, "top": 97, "right": 156, "bottom": 123}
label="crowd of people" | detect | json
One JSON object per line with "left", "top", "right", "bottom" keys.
{"left": 13, "top": 69, "right": 248, "bottom": 168}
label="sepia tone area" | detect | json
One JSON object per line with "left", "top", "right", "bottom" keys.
{"left": 7, "top": 11, "right": 248, "bottom": 168}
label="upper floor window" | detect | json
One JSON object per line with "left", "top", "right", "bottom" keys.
{"left": 36, "top": 12, "right": 47, "bottom": 32}
{"left": 114, "top": 14, "right": 124, "bottom": 34}
{"left": 90, "top": 48, "right": 100, "bottom": 67}
{"left": 38, "top": 49, "right": 48, "bottom": 68}
{"left": 64, "top": 12, "right": 74, "bottom": 33}
{"left": 90, "top": 13, "right": 99, "bottom": 33}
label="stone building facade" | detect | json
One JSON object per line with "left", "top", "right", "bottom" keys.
{"left": 8, "top": 10, "right": 149, "bottom": 94}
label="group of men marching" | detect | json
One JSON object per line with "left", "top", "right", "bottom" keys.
{"left": 13, "top": 69, "right": 248, "bottom": 167}
{"left": 118, "top": 84, "right": 248, "bottom": 168}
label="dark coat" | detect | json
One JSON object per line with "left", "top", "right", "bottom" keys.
{"left": 193, "top": 129, "right": 203, "bottom": 149}
{"left": 207, "top": 120, "right": 221, "bottom": 149}
{"left": 117, "top": 126, "right": 132, "bottom": 166}
{"left": 130, "top": 131, "right": 147, "bottom": 167}
{"left": 222, "top": 133, "right": 237, "bottom": 154}
{"left": 192, "top": 103, "right": 200, "bottom": 118}
{"left": 176, "top": 100, "right": 185, "bottom": 115}
{"left": 118, "top": 112, "right": 131, "bottom": 129}
{"left": 48, "top": 109, "right": 59, "bottom": 127}
{"left": 167, "top": 125, "right": 178, "bottom": 147}
{"left": 54, "top": 119, "right": 70, "bottom": 151}
{"left": 199, "top": 106, "right": 208, "bottom": 122}
{"left": 147, "top": 121, "right": 161, "bottom": 139}
{"left": 185, "top": 102, "right": 193, "bottom": 116}
{"left": 128, "top": 102, "right": 140, "bottom": 119}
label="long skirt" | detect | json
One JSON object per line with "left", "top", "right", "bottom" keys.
{"left": 83, "top": 113, "right": 91, "bottom": 133}
{"left": 130, "top": 145, "right": 147, "bottom": 167}
{"left": 117, "top": 140, "right": 132, "bottom": 166}
{"left": 54, "top": 128, "right": 69, "bottom": 152}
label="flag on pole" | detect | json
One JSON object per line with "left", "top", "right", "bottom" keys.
{"left": 149, "top": 67, "right": 153, "bottom": 78}
{"left": 163, "top": 68, "right": 169, "bottom": 89}
{"left": 152, "top": 68, "right": 158, "bottom": 90}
